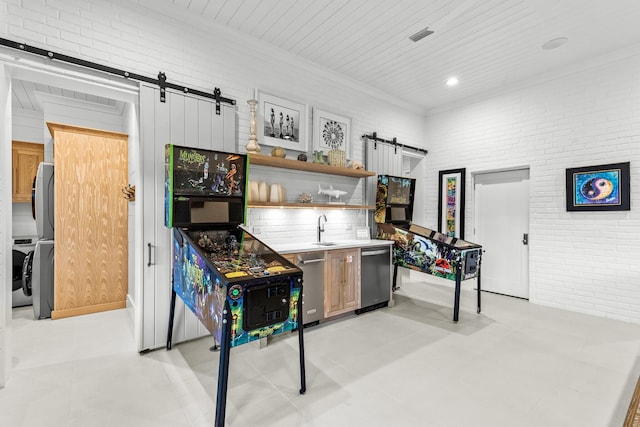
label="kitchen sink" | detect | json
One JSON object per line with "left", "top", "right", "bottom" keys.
{"left": 312, "top": 242, "right": 337, "bottom": 246}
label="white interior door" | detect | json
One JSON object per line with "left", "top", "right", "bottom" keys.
{"left": 474, "top": 169, "right": 529, "bottom": 299}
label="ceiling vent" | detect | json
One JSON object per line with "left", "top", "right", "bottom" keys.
{"left": 409, "top": 27, "right": 434, "bottom": 42}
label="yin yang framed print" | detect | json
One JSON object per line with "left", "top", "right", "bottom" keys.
{"left": 565, "top": 162, "right": 630, "bottom": 211}
{"left": 312, "top": 108, "right": 352, "bottom": 159}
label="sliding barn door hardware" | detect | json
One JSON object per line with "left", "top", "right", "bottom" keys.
{"left": 0, "top": 37, "right": 235, "bottom": 113}
{"left": 362, "top": 132, "right": 428, "bottom": 155}
{"left": 158, "top": 72, "right": 167, "bottom": 103}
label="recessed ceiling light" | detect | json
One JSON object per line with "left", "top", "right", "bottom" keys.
{"left": 446, "top": 77, "right": 459, "bottom": 87}
{"left": 542, "top": 37, "right": 568, "bottom": 50}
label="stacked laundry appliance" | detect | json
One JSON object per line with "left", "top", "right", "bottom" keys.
{"left": 22, "top": 162, "right": 55, "bottom": 319}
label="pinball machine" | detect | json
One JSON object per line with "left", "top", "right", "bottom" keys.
{"left": 374, "top": 175, "right": 483, "bottom": 322}
{"left": 164, "top": 144, "right": 305, "bottom": 426}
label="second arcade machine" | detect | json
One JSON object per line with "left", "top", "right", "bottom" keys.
{"left": 164, "top": 144, "right": 306, "bottom": 426}
{"left": 374, "top": 175, "right": 483, "bottom": 322}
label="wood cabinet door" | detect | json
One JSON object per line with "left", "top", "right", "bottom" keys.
{"left": 324, "top": 248, "right": 361, "bottom": 317}
{"left": 342, "top": 249, "right": 361, "bottom": 311}
{"left": 324, "top": 251, "right": 345, "bottom": 317}
{"left": 12, "top": 141, "right": 44, "bottom": 202}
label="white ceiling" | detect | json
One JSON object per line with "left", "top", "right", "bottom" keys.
{"left": 135, "top": 0, "right": 640, "bottom": 112}
{"left": 12, "top": 79, "right": 120, "bottom": 112}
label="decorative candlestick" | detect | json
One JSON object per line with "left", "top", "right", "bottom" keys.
{"left": 246, "top": 99, "right": 261, "bottom": 153}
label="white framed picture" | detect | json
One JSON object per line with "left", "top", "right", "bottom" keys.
{"left": 257, "top": 90, "right": 309, "bottom": 152}
{"left": 313, "top": 108, "right": 352, "bottom": 159}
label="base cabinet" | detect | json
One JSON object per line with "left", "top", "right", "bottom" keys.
{"left": 324, "top": 248, "right": 361, "bottom": 318}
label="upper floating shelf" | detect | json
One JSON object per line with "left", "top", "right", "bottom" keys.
{"left": 248, "top": 153, "right": 376, "bottom": 178}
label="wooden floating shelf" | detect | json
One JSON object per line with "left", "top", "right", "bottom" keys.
{"left": 248, "top": 202, "right": 375, "bottom": 210}
{"left": 249, "top": 153, "right": 376, "bottom": 178}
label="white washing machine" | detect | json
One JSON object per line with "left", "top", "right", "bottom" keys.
{"left": 12, "top": 236, "right": 36, "bottom": 308}
{"left": 30, "top": 240, "right": 55, "bottom": 319}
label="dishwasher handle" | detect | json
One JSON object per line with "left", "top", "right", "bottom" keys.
{"left": 362, "top": 249, "right": 390, "bottom": 257}
{"left": 297, "top": 256, "right": 325, "bottom": 265}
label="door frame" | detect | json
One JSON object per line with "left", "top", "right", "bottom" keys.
{"left": 472, "top": 166, "right": 530, "bottom": 299}
{"left": 0, "top": 54, "right": 139, "bottom": 387}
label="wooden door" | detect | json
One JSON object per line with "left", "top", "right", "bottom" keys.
{"left": 50, "top": 122, "right": 128, "bottom": 319}
{"left": 12, "top": 141, "right": 44, "bottom": 202}
{"left": 474, "top": 169, "right": 530, "bottom": 299}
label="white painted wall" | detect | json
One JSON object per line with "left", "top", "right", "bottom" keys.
{"left": 0, "top": 0, "right": 425, "bottom": 248}
{"left": 1, "top": 64, "right": 12, "bottom": 387}
{"left": 423, "top": 51, "right": 640, "bottom": 323}
{"left": 3, "top": 0, "right": 637, "bottom": 330}
{"left": 11, "top": 108, "right": 43, "bottom": 237}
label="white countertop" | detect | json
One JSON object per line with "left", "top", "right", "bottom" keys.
{"left": 269, "top": 239, "right": 394, "bottom": 254}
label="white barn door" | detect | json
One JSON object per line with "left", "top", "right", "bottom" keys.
{"left": 139, "top": 84, "right": 236, "bottom": 351}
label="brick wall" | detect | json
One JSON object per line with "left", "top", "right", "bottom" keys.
{"left": 1, "top": 0, "right": 425, "bottom": 245}
{"left": 423, "top": 52, "right": 640, "bottom": 322}
{"left": 3, "top": 1, "right": 639, "bottom": 323}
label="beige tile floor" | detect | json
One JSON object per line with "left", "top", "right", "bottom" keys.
{"left": 2, "top": 276, "right": 640, "bottom": 426}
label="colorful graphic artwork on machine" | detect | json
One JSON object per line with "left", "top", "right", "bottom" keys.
{"left": 228, "top": 286, "right": 300, "bottom": 347}
{"left": 445, "top": 176, "right": 457, "bottom": 236}
{"left": 169, "top": 145, "right": 246, "bottom": 197}
{"left": 374, "top": 175, "right": 415, "bottom": 224}
{"left": 574, "top": 168, "right": 619, "bottom": 205}
{"left": 172, "top": 229, "right": 301, "bottom": 347}
{"left": 172, "top": 236, "right": 225, "bottom": 339}
{"left": 376, "top": 223, "right": 458, "bottom": 280}
{"left": 374, "top": 175, "right": 389, "bottom": 223}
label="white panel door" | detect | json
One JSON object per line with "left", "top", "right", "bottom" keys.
{"left": 474, "top": 169, "right": 529, "bottom": 299}
{"left": 139, "top": 85, "right": 236, "bottom": 351}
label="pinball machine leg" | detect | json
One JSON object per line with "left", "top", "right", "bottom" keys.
{"left": 297, "top": 284, "right": 307, "bottom": 395}
{"left": 392, "top": 264, "right": 399, "bottom": 291}
{"left": 215, "top": 301, "right": 232, "bottom": 427}
{"left": 476, "top": 263, "right": 482, "bottom": 314}
{"left": 166, "top": 288, "right": 177, "bottom": 350}
{"left": 453, "top": 267, "right": 462, "bottom": 322}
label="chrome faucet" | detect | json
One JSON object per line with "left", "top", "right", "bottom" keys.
{"left": 317, "top": 214, "right": 327, "bottom": 242}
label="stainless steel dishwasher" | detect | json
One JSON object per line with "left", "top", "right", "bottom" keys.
{"left": 357, "top": 246, "right": 392, "bottom": 314}
{"left": 296, "top": 253, "right": 325, "bottom": 326}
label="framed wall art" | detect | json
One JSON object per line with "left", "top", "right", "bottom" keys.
{"left": 438, "top": 168, "right": 466, "bottom": 239}
{"left": 257, "top": 90, "right": 308, "bottom": 152}
{"left": 565, "top": 162, "right": 630, "bottom": 211}
{"left": 312, "top": 108, "right": 352, "bottom": 159}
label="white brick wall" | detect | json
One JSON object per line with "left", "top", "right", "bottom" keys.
{"left": 423, "top": 53, "right": 640, "bottom": 322}
{"left": 1, "top": 0, "right": 425, "bottom": 246}
{"left": 4, "top": 1, "right": 638, "bottom": 324}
